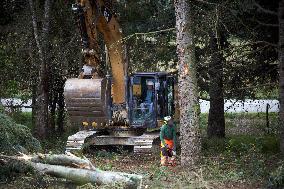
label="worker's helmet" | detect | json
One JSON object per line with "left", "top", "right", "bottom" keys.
{"left": 164, "top": 116, "right": 172, "bottom": 122}
{"left": 146, "top": 80, "right": 154, "bottom": 86}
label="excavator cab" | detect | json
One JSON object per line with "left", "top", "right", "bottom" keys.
{"left": 129, "top": 72, "right": 175, "bottom": 129}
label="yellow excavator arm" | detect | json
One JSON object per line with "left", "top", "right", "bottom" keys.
{"left": 76, "top": 0, "right": 125, "bottom": 104}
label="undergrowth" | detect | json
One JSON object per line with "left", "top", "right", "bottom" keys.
{"left": 0, "top": 112, "right": 41, "bottom": 155}
{"left": 201, "top": 134, "right": 282, "bottom": 187}
{"left": 267, "top": 161, "right": 284, "bottom": 189}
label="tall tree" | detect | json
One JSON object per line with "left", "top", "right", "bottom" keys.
{"left": 174, "top": 0, "right": 201, "bottom": 166}
{"left": 279, "top": 0, "right": 284, "bottom": 154}
{"left": 207, "top": 31, "right": 226, "bottom": 138}
{"left": 29, "top": 0, "right": 52, "bottom": 138}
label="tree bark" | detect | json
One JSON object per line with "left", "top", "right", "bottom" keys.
{"left": 57, "top": 80, "right": 65, "bottom": 133}
{"left": 207, "top": 33, "right": 225, "bottom": 138}
{"left": 29, "top": 0, "right": 52, "bottom": 138}
{"left": 174, "top": 0, "right": 201, "bottom": 167}
{"left": 49, "top": 91, "right": 58, "bottom": 133}
{"left": 279, "top": 0, "right": 284, "bottom": 154}
{"left": 29, "top": 40, "right": 38, "bottom": 128}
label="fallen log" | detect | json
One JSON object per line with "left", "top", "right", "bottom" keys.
{"left": 0, "top": 153, "right": 142, "bottom": 189}
{"left": 30, "top": 162, "right": 142, "bottom": 189}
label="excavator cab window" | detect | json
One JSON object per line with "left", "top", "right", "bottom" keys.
{"left": 129, "top": 73, "right": 176, "bottom": 129}
{"left": 166, "top": 76, "right": 175, "bottom": 117}
{"left": 130, "top": 76, "right": 156, "bottom": 128}
{"left": 156, "top": 77, "right": 167, "bottom": 119}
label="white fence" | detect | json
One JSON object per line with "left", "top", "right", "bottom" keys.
{"left": 200, "top": 99, "right": 279, "bottom": 113}
{"left": 1, "top": 98, "right": 32, "bottom": 112}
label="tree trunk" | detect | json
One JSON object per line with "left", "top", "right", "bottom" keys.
{"left": 29, "top": 40, "right": 38, "bottom": 129}
{"left": 57, "top": 80, "right": 65, "bottom": 133}
{"left": 29, "top": 0, "right": 52, "bottom": 138}
{"left": 279, "top": 0, "right": 284, "bottom": 154}
{"left": 32, "top": 82, "right": 37, "bottom": 128}
{"left": 174, "top": 0, "right": 201, "bottom": 167}
{"left": 207, "top": 33, "right": 225, "bottom": 138}
{"left": 49, "top": 91, "right": 58, "bottom": 133}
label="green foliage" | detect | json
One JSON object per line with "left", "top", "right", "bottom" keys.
{"left": 115, "top": 0, "right": 177, "bottom": 73}
{"left": 0, "top": 159, "right": 33, "bottom": 182}
{"left": 255, "top": 87, "right": 279, "bottom": 99}
{"left": 0, "top": 112, "right": 41, "bottom": 155}
{"left": 10, "top": 111, "right": 33, "bottom": 130}
{"left": 199, "top": 113, "right": 208, "bottom": 136}
{"left": 0, "top": 104, "right": 4, "bottom": 114}
{"left": 40, "top": 132, "right": 73, "bottom": 154}
{"left": 267, "top": 162, "right": 284, "bottom": 189}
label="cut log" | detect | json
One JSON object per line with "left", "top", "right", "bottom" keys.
{"left": 31, "top": 154, "right": 96, "bottom": 170}
{"left": 30, "top": 162, "right": 142, "bottom": 189}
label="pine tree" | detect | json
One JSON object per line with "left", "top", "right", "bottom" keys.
{"left": 174, "top": 0, "right": 201, "bottom": 166}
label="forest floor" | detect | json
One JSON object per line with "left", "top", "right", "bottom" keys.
{"left": 1, "top": 112, "right": 283, "bottom": 189}
{"left": 2, "top": 134, "right": 282, "bottom": 189}
{"left": 2, "top": 149, "right": 281, "bottom": 189}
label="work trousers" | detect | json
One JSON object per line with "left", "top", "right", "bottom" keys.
{"left": 160, "top": 139, "right": 176, "bottom": 166}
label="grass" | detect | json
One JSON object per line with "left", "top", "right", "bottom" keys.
{"left": 202, "top": 135, "right": 280, "bottom": 155}
{"left": 200, "top": 112, "right": 280, "bottom": 136}
{"left": 201, "top": 137, "right": 280, "bottom": 181}
{"left": 7, "top": 111, "right": 33, "bottom": 130}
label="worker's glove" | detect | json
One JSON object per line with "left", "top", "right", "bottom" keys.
{"left": 164, "top": 144, "right": 169, "bottom": 149}
{"left": 161, "top": 147, "right": 168, "bottom": 156}
{"left": 172, "top": 151, "right": 176, "bottom": 156}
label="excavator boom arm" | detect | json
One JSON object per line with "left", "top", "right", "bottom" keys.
{"left": 74, "top": 0, "right": 126, "bottom": 104}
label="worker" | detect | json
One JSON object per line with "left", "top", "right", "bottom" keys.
{"left": 160, "top": 116, "right": 177, "bottom": 166}
{"left": 145, "top": 80, "right": 154, "bottom": 103}
{"left": 140, "top": 80, "right": 154, "bottom": 113}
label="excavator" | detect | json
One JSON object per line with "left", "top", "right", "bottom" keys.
{"left": 64, "top": 0, "right": 177, "bottom": 153}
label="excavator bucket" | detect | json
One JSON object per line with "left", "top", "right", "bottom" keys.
{"left": 64, "top": 78, "right": 110, "bottom": 129}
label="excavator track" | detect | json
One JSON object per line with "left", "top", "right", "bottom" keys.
{"left": 65, "top": 131, "right": 159, "bottom": 154}
{"left": 133, "top": 133, "right": 159, "bottom": 154}
{"left": 65, "top": 130, "right": 96, "bottom": 153}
